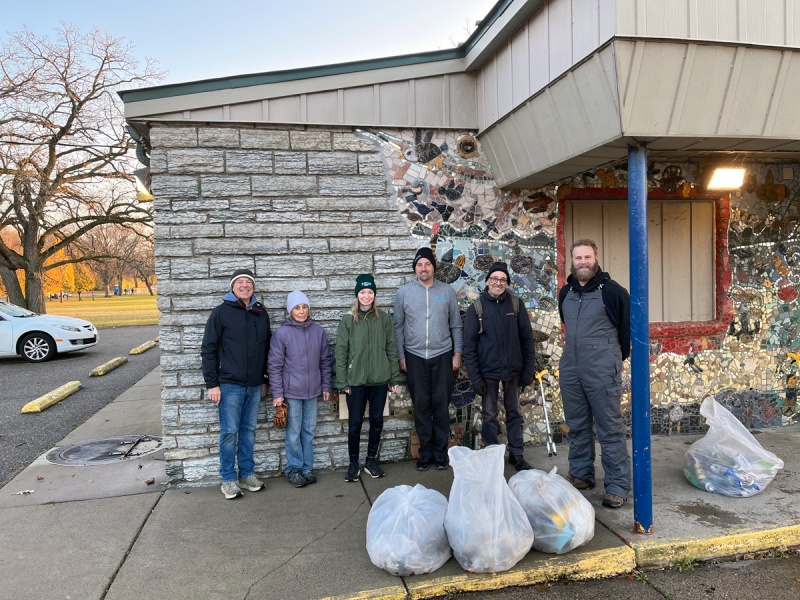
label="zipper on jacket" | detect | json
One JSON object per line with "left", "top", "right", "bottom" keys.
{"left": 425, "top": 286, "right": 430, "bottom": 359}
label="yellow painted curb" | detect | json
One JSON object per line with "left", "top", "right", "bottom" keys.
{"left": 89, "top": 356, "right": 128, "bottom": 376}
{"left": 406, "top": 546, "right": 635, "bottom": 599}
{"left": 632, "top": 519, "right": 800, "bottom": 567}
{"left": 130, "top": 340, "right": 157, "bottom": 355}
{"left": 21, "top": 381, "right": 82, "bottom": 413}
{"left": 154, "top": 335, "right": 160, "bottom": 342}
{"left": 320, "top": 585, "right": 407, "bottom": 600}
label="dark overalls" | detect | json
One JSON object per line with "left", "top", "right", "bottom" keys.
{"left": 559, "top": 285, "right": 631, "bottom": 499}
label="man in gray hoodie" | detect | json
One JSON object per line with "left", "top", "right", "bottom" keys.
{"left": 393, "top": 247, "right": 463, "bottom": 470}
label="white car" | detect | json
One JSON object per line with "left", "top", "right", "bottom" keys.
{"left": 0, "top": 301, "right": 99, "bottom": 363}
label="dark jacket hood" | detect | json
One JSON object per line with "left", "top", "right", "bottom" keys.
{"left": 564, "top": 269, "right": 610, "bottom": 295}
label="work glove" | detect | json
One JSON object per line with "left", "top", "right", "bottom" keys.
{"left": 471, "top": 379, "right": 487, "bottom": 397}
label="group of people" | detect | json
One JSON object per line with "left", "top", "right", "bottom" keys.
{"left": 201, "top": 240, "right": 632, "bottom": 511}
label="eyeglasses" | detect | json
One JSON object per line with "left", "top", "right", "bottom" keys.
{"left": 487, "top": 276, "right": 508, "bottom": 285}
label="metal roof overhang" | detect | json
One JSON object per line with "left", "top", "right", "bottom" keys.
{"left": 482, "top": 38, "right": 800, "bottom": 190}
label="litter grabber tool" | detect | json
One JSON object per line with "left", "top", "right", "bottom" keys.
{"left": 535, "top": 369, "right": 557, "bottom": 457}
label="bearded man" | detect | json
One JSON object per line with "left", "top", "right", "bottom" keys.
{"left": 558, "top": 240, "right": 631, "bottom": 509}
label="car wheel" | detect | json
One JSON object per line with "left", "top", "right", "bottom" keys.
{"left": 19, "top": 332, "right": 57, "bottom": 363}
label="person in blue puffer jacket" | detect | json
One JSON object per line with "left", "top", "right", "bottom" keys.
{"left": 268, "top": 290, "right": 333, "bottom": 488}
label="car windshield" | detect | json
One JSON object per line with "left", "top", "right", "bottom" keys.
{"left": 0, "top": 302, "right": 37, "bottom": 318}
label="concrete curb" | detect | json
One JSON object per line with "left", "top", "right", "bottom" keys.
{"left": 21, "top": 381, "right": 81, "bottom": 413}
{"left": 409, "top": 546, "right": 637, "bottom": 599}
{"left": 325, "top": 546, "right": 637, "bottom": 600}
{"left": 129, "top": 341, "right": 156, "bottom": 355}
{"left": 632, "top": 519, "right": 800, "bottom": 567}
{"left": 89, "top": 356, "right": 128, "bottom": 376}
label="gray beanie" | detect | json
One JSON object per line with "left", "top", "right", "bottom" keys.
{"left": 287, "top": 290, "right": 310, "bottom": 314}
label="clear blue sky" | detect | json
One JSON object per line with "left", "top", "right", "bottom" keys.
{"left": 3, "top": 0, "right": 499, "bottom": 85}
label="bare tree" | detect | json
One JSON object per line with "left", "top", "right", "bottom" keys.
{"left": 129, "top": 236, "right": 156, "bottom": 295}
{"left": 0, "top": 24, "right": 161, "bottom": 311}
{"left": 81, "top": 222, "right": 142, "bottom": 297}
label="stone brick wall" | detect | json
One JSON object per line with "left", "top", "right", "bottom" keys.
{"left": 150, "top": 124, "right": 418, "bottom": 484}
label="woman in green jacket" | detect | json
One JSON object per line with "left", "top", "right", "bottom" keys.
{"left": 336, "top": 274, "right": 400, "bottom": 482}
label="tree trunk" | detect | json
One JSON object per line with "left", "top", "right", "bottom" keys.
{"left": 143, "top": 276, "right": 154, "bottom": 296}
{"left": 24, "top": 268, "right": 46, "bottom": 313}
{"left": 0, "top": 265, "right": 26, "bottom": 307}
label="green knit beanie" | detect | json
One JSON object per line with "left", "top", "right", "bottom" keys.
{"left": 354, "top": 274, "right": 377, "bottom": 296}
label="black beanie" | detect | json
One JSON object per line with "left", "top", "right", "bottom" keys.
{"left": 486, "top": 261, "right": 510, "bottom": 283}
{"left": 354, "top": 274, "right": 377, "bottom": 295}
{"left": 230, "top": 268, "right": 256, "bottom": 289}
{"left": 412, "top": 247, "right": 437, "bottom": 272}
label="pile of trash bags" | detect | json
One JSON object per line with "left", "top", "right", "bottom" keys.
{"left": 683, "top": 396, "right": 784, "bottom": 497}
{"left": 366, "top": 444, "right": 596, "bottom": 576}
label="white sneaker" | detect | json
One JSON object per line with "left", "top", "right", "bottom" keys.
{"left": 221, "top": 480, "right": 243, "bottom": 499}
{"left": 239, "top": 474, "right": 265, "bottom": 492}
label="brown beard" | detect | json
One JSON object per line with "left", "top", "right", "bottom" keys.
{"left": 570, "top": 263, "right": 600, "bottom": 282}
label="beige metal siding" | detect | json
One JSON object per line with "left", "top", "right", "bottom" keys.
{"left": 478, "top": 0, "right": 620, "bottom": 129}
{"left": 617, "top": 40, "right": 800, "bottom": 138}
{"left": 617, "top": 0, "right": 798, "bottom": 45}
{"left": 564, "top": 199, "right": 715, "bottom": 322}
{"left": 481, "top": 45, "right": 622, "bottom": 187}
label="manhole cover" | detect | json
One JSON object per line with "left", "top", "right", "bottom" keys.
{"left": 45, "top": 435, "right": 163, "bottom": 466}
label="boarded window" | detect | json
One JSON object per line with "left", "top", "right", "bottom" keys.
{"left": 564, "top": 200, "right": 715, "bottom": 322}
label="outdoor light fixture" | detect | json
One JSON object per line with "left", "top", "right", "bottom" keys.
{"left": 707, "top": 168, "right": 745, "bottom": 190}
{"left": 134, "top": 168, "right": 154, "bottom": 202}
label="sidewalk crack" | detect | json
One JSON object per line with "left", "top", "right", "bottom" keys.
{"left": 100, "top": 490, "right": 166, "bottom": 600}
{"left": 243, "top": 497, "right": 368, "bottom": 599}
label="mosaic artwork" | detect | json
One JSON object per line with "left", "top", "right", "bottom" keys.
{"left": 367, "top": 128, "right": 800, "bottom": 449}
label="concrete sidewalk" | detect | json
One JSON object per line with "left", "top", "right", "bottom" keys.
{"left": 1, "top": 367, "right": 799, "bottom": 600}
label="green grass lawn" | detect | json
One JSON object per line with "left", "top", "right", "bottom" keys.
{"left": 45, "top": 293, "right": 160, "bottom": 328}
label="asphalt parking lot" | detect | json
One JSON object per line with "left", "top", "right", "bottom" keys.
{"left": 0, "top": 325, "right": 161, "bottom": 487}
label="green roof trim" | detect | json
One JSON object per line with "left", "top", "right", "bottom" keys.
{"left": 119, "top": 0, "right": 512, "bottom": 104}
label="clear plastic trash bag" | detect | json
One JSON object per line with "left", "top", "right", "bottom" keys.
{"left": 444, "top": 444, "right": 534, "bottom": 573}
{"left": 509, "top": 467, "right": 595, "bottom": 554}
{"left": 683, "top": 396, "right": 784, "bottom": 497}
{"left": 366, "top": 484, "right": 451, "bottom": 576}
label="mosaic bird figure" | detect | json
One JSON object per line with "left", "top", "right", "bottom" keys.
{"left": 431, "top": 200, "right": 454, "bottom": 221}
{"left": 404, "top": 130, "right": 448, "bottom": 164}
{"left": 411, "top": 201, "right": 434, "bottom": 217}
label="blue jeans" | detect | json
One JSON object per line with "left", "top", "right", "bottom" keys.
{"left": 218, "top": 384, "right": 261, "bottom": 482}
{"left": 284, "top": 397, "right": 318, "bottom": 475}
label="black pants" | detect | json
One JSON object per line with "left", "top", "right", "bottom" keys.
{"left": 480, "top": 378, "right": 524, "bottom": 455}
{"left": 346, "top": 384, "right": 388, "bottom": 463}
{"left": 405, "top": 351, "right": 453, "bottom": 461}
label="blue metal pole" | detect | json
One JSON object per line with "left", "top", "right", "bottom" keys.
{"left": 628, "top": 143, "right": 653, "bottom": 534}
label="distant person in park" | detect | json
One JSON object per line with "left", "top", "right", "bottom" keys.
{"left": 269, "top": 290, "right": 333, "bottom": 488}
{"left": 558, "top": 239, "right": 631, "bottom": 509}
{"left": 463, "top": 261, "right": 536, "bottom": 471}
{"left": 201, "top": 268, "right": 271, "bottom": 500}
{"left": 336, "top": 274, "right": 400, "bottom": 482}
{"left": 393, "top": 247, "right": 463, "bottom": 471}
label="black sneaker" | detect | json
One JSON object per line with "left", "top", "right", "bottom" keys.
{"left": 301, "top": 470, "right": 317, "bottom": 484}
{"left": 434, "top": 457, "right": 449, "bottom": 470}
{"left": 344, "top": 462, "right": 360, "bottom": 482}
{"left": 287, "top": 468, "right": 307, "bottom": 488}
{"left": 416, "top": 457, "right": 432, "bottom": 471}
{"left": 364, "top": 458, "right": 385, "bottom": 478}
{"left": 510, "top": 455, "right": 532, "bottom": 471}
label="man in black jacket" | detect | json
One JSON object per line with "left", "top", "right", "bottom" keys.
{"left": 202, "top": 268, "right": 271, "bottom": 499}
{"left": 558, "top": 240, "right": 631, "bottom": 509}
{"left": 463, "top": 262, "right": 536, "bottom": 471}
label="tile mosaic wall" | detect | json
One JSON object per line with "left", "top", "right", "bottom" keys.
{"left": 366, "top": 128, "right": 800, "bottom": 446}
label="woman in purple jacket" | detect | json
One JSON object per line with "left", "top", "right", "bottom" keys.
{"left": 268, "top": 290, "right": 333, "bottom": 488}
